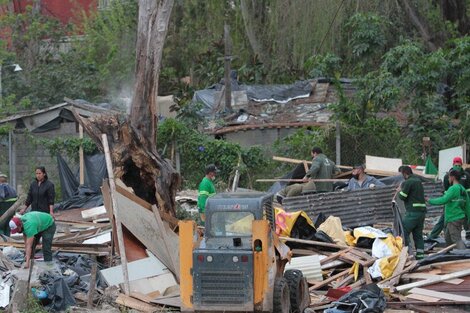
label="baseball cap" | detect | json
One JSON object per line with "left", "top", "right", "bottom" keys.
{"left": 205, "top": 164, "right": 219, "bottom": 174}
{"left": 0, "top": 173, "right": 7, "bottom": 178}
{"left": 453, "top": 156, "right": 463, "bottom": 165}
{"left": 9, "top": 216, "right": 22, "bottom": 234}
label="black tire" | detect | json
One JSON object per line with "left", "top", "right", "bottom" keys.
{"left": 284, "top": 269, "right": 310, "bottom": 313}
{"left": 273, "top": 277, "right": 291, "bottom": 313}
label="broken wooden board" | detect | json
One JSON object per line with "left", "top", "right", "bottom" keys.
{"left": 81, "top": 206, "right": 107, "bottom": 219}
{"left": 82, "top": 232, "right": 112, "bottom": 244}
{"left": 405, "top": 293, "right": 441, "bottom": 303}
{"left": 100, "top": 252, "right": 168, "bottom": 286}
{"left": 114, "top": 189, "right": 178, "bottom": 277}
{"left": 151, "top": 295, "right": 181, "bottom": 308}
{"left": 409, "top": 288, "right": 470, "bottom": 302}
{"left": 127, "top": 272, "right": 178, "bottom": 295}
{"left": 115, "top": 294, "right": 156, "bottom": 312}
{"left": 402, "top": 273, "right": 464, "bottom": 285}
{"left": 396, "top": 268, "right": 470, "bottom": 292}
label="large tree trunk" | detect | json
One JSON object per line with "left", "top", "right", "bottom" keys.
{"left": 397, "top": 0, "right": 439, "bottom": 50}
{"left": 71, "top": 0, "right": 179, "bottom": 216}
{"left": 130, "top": 0, "right": 174, "bottom": 153}
{"left": 440, "top": 0, "right": 469, "bottom": 35}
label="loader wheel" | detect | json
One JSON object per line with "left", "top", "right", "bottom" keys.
{"left": 273, "top": 277, "right": 290, "bottom": 313}
{"left": 284, "top": 269, "right": 310, "bottom": 313}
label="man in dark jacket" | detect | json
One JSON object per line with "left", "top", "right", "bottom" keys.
{"left": 398, "top": 166, "right": 426, "bottom": 259}
{"left": 277, "top": 147, "right": 339, "bottom": 200}
{"left": 428, "top": 156, "right": 470, "bottom": 239}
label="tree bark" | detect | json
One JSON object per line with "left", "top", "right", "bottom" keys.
{"left": 240, "top": 0, "right": 267, "bottom": 65}
{"left": 440, "top": 0, "right": 469, "bottom": 35}
{"left": 69, "top": 0, "right": 179, "bottom": 217}
{"left": 130, "top": 0, "right": 174, "bottom": 153}
{"left": 397, "top": 0, "right": 438, "bottom": 50}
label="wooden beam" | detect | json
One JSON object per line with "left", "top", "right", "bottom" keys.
{"left": 102, "top": 134, "right": 130, "bottom": 295}
{"left": 280, "top": 237, "right": 370, "bottom": 252}
{"left": 309, "top": 268, "right": 350, "bottom": 290}
{"left": 272, "top": 156, "right": 352, "bottom": 169}
{"left": 409, "top": 288, "right": 470, "bottom": 302}
{"left": 256, "top": 178, "right": 349, "bottom": 182}
{"left": 396, "top": 268, "right": 470, "bottom": 292}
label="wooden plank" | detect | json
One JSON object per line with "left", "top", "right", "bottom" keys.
{"left": 405, "top": 293, "right": 441, "bottom": 303}
{"left": 363, "top": 267, "right": 372, "bottom": 285}
{"left": 430, "top": 243, "right": 456, "bottom": 256}
{"left": 272, "top": 156, "right": 352, "bottom": 169}
{"left": 402, "top": 273, "right": 463, "bottom": 285}
{"left": 115, "top": 184, "right": 179, "bottom": 229}
{"left": 409, "top": 288, "right": 470, "bottom": 302}
{"left": 130, "top": 292, "right": 153, "bottom": 303}
{"left": 256, "top": 178, "right": 349, "bottom": 182}
{"left": 320, "top": 249, "right": 350, "bottom": 265}
{"left": 81, "top": 206, "right": 107, "bottom": 219}
{"left": 309, "top": 268, "right": 350, "bottom": 290}
{"left": 101, "top": 179, "right": 117, "bottom": 258}
{"left": 280, "top": 237, "right": 369, "bottom": 252}
{"left": 115, "top": 294, "right": 156, "bottom": 312}
{"left": 114, "top": 190, "right": 176, "bottom": 275}
{"left": 102, "top": 134, "right": 130, "bottom": 295}
{"left": 396, "top": 268, "right": 470, "bottom": 292}
{"left": 151, "top": 204, "right": 180, "bottom": 281}
{"left": 383, "top": 248, "right": 408, "bottom": 287}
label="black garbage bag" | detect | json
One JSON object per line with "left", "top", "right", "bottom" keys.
{"left": 324, "top": 284, "right": 386, "bottom": 313}
{"left": 43, "top": 277, "right": 76, "bottom": 311}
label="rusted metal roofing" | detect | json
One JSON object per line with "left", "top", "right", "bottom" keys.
{"left": 282, "top": 182, "right": 444, "bottom": 228}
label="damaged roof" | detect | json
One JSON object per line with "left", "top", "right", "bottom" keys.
{"left": 0, "top": 99, "right": 120, "bottom": 133}
{"left": 191, "top": 78, "right": 356, "bottom": 135}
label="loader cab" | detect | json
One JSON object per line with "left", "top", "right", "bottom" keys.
{"left": 204, "top": 192, "right": 275, "bottom": 245}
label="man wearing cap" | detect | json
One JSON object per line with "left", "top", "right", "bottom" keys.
{"left": 9, "top": 211, "right": 56, "bottom": 268}
{"left": 398, "top": 166, "right": 427, "bottom": 259}
{"left": 428, "top": 156, "right": 470, "bottom": 240}
{"left": 197, "top": 164, "right": 218, "bottom": 224}
{"left": 277, "top": 147, "right": 340, "bottom": 201}
{"left": 428, "top": 169, "right": 469, "bottom": 249}
{"left": 346, "top": 165, "right": 385, "bottom": 190}
{"left": 0, "top": 173, "right": 17, "bottom": 202}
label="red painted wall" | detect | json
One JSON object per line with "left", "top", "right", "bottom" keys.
{"left": 12, "top": 0, "right": 97, "bottom": 25}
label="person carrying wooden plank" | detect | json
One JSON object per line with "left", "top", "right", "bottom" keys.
{"left": 197, "top": 164, "right": 218, "bottom": 224}
{"left": 398, "top": 165, "right": 426, "bottom": 260}
{"left": 276, "top": 147, "right": 340, "bottom": 202}
{"left": 9, "top": 211, "right": 56, "bottom": 268}
{"left": 428, "top": 169, "right": 469, "bottom": 249}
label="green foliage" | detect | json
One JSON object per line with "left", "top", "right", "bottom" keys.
{"left": 304, "top": 53, "right": 342, "bottom": 78}
{"left": 35, "top": 136, "right": 97, "bottom": 161}
{"left": 158, "top": 118, "right": 269, "bottom": 189}
{"left": 23, "top": 296, "right": 47, "bottom": 313}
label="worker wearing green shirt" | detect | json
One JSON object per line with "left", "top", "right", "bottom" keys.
{"left": 398, "top": 166, "right": 426, "bottom": 259}
{"left": 428, "top": 169, "right": 469, "bottom": 249}
{"left": 9, "top": 211, "right": 56, "bottom": 268}
{"left": 197, "top": 164, "right": 218, "bottom": 223}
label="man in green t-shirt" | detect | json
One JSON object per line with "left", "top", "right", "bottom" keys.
{"left": 197, "top": 164, "right": 218, "bottom": 223}
{"left": 428, "top": 169, "right": 469, "bottom": 249}
{"left": 398, "top": 166, "right": 426, "bottom": 259}
{"left": 9, "top": 211, "right": 56, "bottom": 268}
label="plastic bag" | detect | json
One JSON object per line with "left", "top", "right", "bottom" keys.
{"left": 324, "top": 284, "right": 387, "bottom": 313}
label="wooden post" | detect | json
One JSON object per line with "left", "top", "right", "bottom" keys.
{"left": 335, "top": 121, "right": 341, "bottom": 165}
{"left": 224, "top": 23, "right": 232, "bottom": 112}
{"left": 101, "top": 134, "right": 130, "bottom": 295}
{"left": 79, "top": 124, "right": 85, "bottom": 185}
{"left": 87, "top": 259, "right": 98, "bottom": 308}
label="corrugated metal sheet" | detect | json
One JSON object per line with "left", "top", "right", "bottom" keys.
{"left": 283, "top": 182, "right": 444, "bottom": 228}
{"left": 284, "top": 255, "right": 323, "bottom": 282}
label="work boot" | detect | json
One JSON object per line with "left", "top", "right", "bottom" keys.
{"left": 416, "top": 252, "right": 425, "bottom": 260}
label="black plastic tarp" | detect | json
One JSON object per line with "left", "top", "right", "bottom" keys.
{"left": 56, "top": 154, "right": 107, "bottom": 211}
{"left": 192, "top": 80, "right": 313, "bottom": 115}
